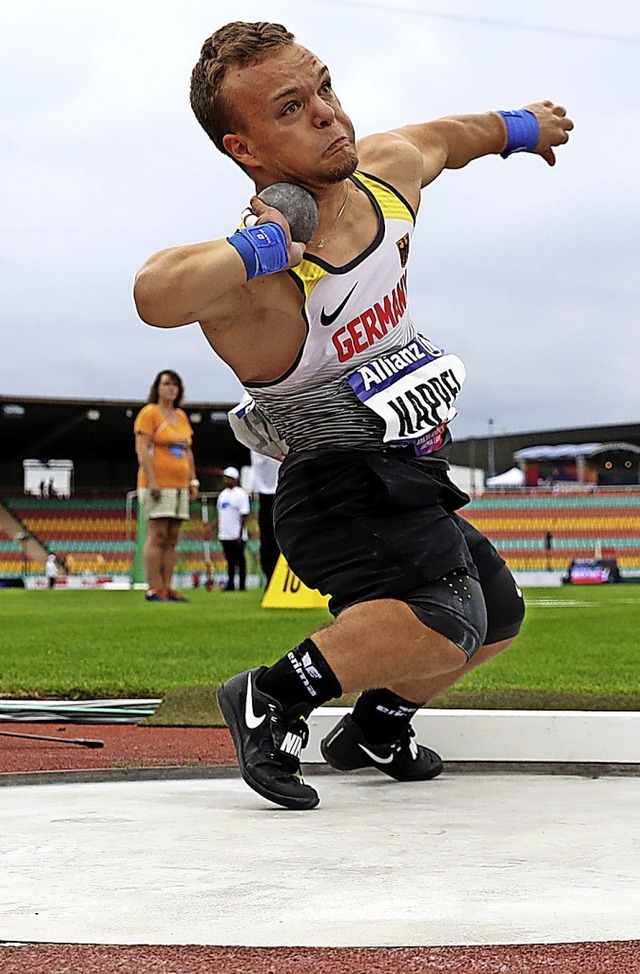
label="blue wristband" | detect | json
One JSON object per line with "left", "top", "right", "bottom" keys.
{"left": 497, "top": 109, "right": 540, "bottom": 159}
{"left": 227, "top": 223, "right": 289, "bottom": 280}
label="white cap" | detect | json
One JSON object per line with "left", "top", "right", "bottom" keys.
{"left": 222, "top": 466, "right": 240, "bottom": 480}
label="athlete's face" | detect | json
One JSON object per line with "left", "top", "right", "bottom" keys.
{"left": 221, "top": 44, "right": 358, "bottom": 188}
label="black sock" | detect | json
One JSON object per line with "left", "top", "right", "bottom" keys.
{"left": 257, "top": 638, "right": 342, "bottom": 716}
{"left": 352, "top": 688, "right": 422, "bottom": 745}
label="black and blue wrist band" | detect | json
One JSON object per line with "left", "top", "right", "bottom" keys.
{"left": 497, "top": 109, "right": 540, "bottom": 159}
{"left": 227, "top": 223, "right": 289, "bottom": 280}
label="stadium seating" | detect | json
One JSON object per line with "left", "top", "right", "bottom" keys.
{"left": 4, "top": 495, "right": 131, "bottom": 577}
{"left": 3, "top": 487, "right": 639, "bottom": 582}
{"left": 0, "top": 526, "right": 24, "bottom": 579}
{"left": 460, "top": 488, "right": 640, "bottom": 573}
{"left": 1, "top": 494, "right": 261, "bottom": 583}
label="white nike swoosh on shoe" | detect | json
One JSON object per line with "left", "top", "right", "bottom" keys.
{"left": 358, "top": 743, "right": 394, "bottom": 764}
{"left": 244, "top": 674, "right": 266, "bottom": 729}
{"left": 325, "top": 727, "right": 344, "bottom": 747}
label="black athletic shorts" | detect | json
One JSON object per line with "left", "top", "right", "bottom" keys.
{"left": 274, "top": 450, "right": 524, "bottom": 655}
{"left": 454, "top": 517, "right": 524, "bottom": 645}
{"left": 273, "top": 450, "right": 505, "bottom": 615}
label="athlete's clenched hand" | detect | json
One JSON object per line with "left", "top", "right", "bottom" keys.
{"left": 524, "top": 100, "right": 574, "bottom": 166}
{"left": 242, "top": 197, "right": 306, "bottom": 267}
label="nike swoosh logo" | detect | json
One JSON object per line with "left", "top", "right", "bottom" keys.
{"left": 244, "top": 674, "right": 266, "bottom": 729}
{"left": 319, "top": 282, "right": 358, "bottom": 327}
{"left": 358, "top": 743, "right": 394, "bottom": 764}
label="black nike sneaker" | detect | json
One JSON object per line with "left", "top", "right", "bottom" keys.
{"left": 320, "top": 714, "right": 444, "bottom": 782}
{"left": 217, "top": 667, "right": 319, "bottom": 810}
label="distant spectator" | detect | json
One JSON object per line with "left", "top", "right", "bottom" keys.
{"left": 204, "top": 564, "right": 214, "bottom": 592}
{"left": 45, "top": 553, "right": 58, "bottom": 589}
{"left": 134, "top": 369, "right": 199, "bottom": 603}
{"left": 48, "top": 478, "right": 57, "bottom": 498}
{"left": 248, "top": 450, "right": 281, "bottom": 586}
{"left": 191, "top": 569, "right": 202, "bottom": 589}
{"left": 544, "top": 530, "right": 553, "bottom": 572}
{"left": 217, "top": 466, "right": 250, "bottom": 592}
{"left": 39, "top": 479, "right": 47, "bottom": 498}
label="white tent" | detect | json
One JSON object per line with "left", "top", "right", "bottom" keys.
{"left": 485, "top": 466, "right": 524, "bottom": 488}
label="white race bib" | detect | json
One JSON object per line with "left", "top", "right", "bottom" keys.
{"left": 347, "top": 335, "right": 466, "bottom": 443}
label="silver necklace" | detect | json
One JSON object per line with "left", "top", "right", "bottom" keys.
{"left": 313, "top": 185, "right": 349, "bottom": 249}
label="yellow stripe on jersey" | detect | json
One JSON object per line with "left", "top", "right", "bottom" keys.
{"left": 289, "top": 258, "right": 329, "bottom": 301}
{"left": 289, "top": 171, "right": 412, "bottom": 295}
{"left": 354, "top": 171, "right": 414, "bottom": 224}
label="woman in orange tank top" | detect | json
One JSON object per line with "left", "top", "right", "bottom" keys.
{"left": 134, "top": 370, "right": 199, "bottom": 602}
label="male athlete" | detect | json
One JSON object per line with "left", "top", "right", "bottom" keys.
{"left": 134, "top": 21, "right": 573, "bottom": 809}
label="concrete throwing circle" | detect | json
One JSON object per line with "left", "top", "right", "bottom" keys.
{"left": 1, "top": 772, "right": 639, "bottom": 946}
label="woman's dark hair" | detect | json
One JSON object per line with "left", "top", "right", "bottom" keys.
{"left": 147, "top": 369, "right": 185, "bottom": 407}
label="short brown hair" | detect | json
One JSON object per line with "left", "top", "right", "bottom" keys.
{"left": 148, "top": 370, "right": 185, "bottom": 407}
{"left": 190, "top": 21, "right": 296, "bottom": 157}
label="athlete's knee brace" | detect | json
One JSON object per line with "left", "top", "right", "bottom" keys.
{"left": 405, "top": 568, "right": 488, "bottom": 661}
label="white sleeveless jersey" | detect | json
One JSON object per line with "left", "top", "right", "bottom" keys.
{"left": 231, "top": 171, "right": 465, "bottom": 456}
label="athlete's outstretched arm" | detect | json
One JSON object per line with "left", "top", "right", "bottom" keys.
{"left": 393, "top": 100, "right": 573, "bottom": 187}
{"left": 133, "top": 203, "right": 305, "bottom": 329}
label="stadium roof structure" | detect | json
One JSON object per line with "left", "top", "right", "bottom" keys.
{"left": 513, "top": 443, "right": 640, "bottom": 462}
{"left": 0, "top": 393, "right": 247, "bottom": 492}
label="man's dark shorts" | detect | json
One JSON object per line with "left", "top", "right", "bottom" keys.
{"left": 273, "top": 450, "right": 524, "bottom": 657}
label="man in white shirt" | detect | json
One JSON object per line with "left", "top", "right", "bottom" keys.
{"left": 249, "top": 451, "right": 281, "bottom": 585}
{"left": 217, "top": 467, "right": 250, "bottom": 591}
{"left": 45, "top": 552, "right": 58, "bottom": 590}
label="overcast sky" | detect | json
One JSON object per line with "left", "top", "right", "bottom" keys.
{"left": 1, "top": 0, "right": 638, "bottom": 440}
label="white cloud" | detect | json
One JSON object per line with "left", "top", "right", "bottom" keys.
{"left": 1, "top": 0, "right": 639, "bottom": 439}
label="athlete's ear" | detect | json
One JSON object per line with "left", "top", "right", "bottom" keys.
{"left": 223, "top": 133, "right": 260, "bottom": 171}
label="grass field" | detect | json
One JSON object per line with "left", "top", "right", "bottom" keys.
{"left": 1, "top": 585, "right": 639, "bottom": 719}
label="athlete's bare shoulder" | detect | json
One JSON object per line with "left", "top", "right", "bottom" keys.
{"left": 356, "top": 131, "right": 423, "bottom": 207}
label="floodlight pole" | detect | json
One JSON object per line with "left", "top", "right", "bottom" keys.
{"left": 487, "top": 419, "right": 496, "bottom": 479}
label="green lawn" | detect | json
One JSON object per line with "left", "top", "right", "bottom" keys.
{"left": 441, "top": 586, "right": 640, "bottom": 709}
{"left": 1, "top": 585, "right": 639, "bottom": 715}
{"left": 0, "top": 588, "right": 328, "bottom": 697}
